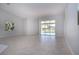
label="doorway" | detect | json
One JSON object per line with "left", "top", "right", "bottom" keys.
{"left": 40, "top": 20, "right": 56, "bottom": 43}
{"left": 41, "top": 20, "right": 55, "bottom": 36}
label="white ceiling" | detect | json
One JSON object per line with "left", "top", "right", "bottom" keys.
{"left": 0, "top": 3, "right": 66, "bottom": 18}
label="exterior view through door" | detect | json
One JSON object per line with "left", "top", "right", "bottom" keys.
{"left": 41, "top": 20, "right": 55, "bottom": 36}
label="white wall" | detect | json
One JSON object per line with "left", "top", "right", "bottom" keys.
{"left": 0, "top": 3, "right": 65, "bottom": 38}
{"left": 78, "top": 5, "right": 79, "bottom": 54}
{"left": 64, "top": 4, "right": 79, "bottom": 54}
{"left": 0, "top": 8, "right": 25, "bottom": 38}
{"left": 55, "top": 13, "right": 64, "bottom": 37}
{"left": 0, "top": 4, "right": 65, "bottom": 37}
{"left": 25, "top": 16, "right": 39, "bottom": 35}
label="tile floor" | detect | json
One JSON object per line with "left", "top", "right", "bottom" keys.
{"left": 0, "top": 35, "right": 72, "bottom": 55}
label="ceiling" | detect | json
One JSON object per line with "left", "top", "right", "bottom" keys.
{"left": 0, "top": 3, "right": 66, "bottom": 18}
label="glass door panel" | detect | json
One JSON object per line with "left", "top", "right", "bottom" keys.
{"left": 41, "top": 20, "right": 55, "bottom": 36}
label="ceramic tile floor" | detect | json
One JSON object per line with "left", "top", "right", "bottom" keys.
{"left": 0, "top": 35, "right": 72, "bottom": 55}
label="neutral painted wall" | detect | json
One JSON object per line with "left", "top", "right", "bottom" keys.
{"left": 64, "top": 4, "right": 79, "bottom": 54}
{"left": 0, "top": 3, "right": 65, "bottom": 38}
{"left": 0, "top": 8, "right": 25, "bottom": 38}
{"left": 25, "top": 16, "right": 39, "bottom": 35}
{"left": 77, "top": 4, "right": 79, "bottom": 42}
{"left": 24, "top": 13, "right": 65, "bottom": 37}
{"left": 55, "top": 14, "right": 64, "bottom": 37}
{"left": 0, "top": 4, "right": 65, "bottom": 37}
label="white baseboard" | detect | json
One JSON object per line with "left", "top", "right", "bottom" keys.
{"left": 0, "top": 44, "right": 8, "bottom": 54}
{"left": 65, "top": 38, "right": 74, "bottom": 55}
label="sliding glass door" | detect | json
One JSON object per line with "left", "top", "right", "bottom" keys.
{"left": 41, "top": 20, "right": 55, "bottom": 36}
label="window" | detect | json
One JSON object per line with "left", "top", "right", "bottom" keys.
{"left": 41, "top": 20, "right": 55, "bottom": 35}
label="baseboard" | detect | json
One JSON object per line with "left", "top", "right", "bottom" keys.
{"left": 56, "top": 36, "right": 64, "bottom": 38}
{"left": 65, "top": 38, "right": 74, "bottom": 55}
{"left": 0, "top": 34, "right": 25, "bottom": 39}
